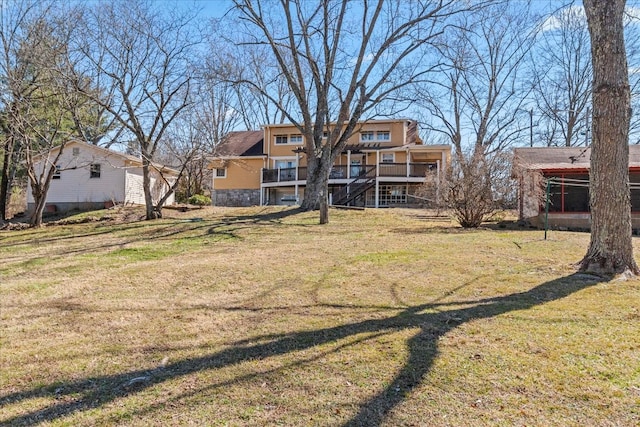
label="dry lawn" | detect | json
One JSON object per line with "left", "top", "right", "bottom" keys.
{"left": 0, "top": 206, "right": 638, "bottom": 426}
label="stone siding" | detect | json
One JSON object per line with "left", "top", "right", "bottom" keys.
{"left": 213, "top": 189, "right": 260, "bottom": 207}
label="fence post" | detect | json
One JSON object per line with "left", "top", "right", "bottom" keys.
{"left": 544, "top": 178, "right": 553, "bottom": 240}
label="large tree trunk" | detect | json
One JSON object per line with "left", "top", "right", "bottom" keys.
{"left": 29, "top": 174, "right": 53, "bottom": 228}
{"left": 30, "top": 188, "right": 47, "bottom": 228}
{"left": 142, "top": 161, "right": 161, "bottom": 220}
{"left": 579, "top": 0, "right": 639, "bottom": 275}
{"left": 300, "top": 147, "right": 331, "bottom": 224}
{"left": 28, "top": 149, "right": 60, "bottom": 228}
{"left": 0, "top": 138, "right": 13, "bottom": 221}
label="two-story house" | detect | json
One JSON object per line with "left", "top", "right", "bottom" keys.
{"left": 209, "top": 119, "right": 450, "bottom": 208}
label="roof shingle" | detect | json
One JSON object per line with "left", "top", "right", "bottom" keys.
{"left": 514, "top": 146, "right": 640, "bottom": 170}
{"left": 214, "top": 131, "right": 264, "bottom": 157}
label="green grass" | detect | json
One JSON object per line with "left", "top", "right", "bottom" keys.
{"left": 0, "top": 206, "right": 639, "bottom": 426}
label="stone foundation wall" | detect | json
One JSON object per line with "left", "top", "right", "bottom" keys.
{"left": 213, "top": 189, "right": 260, "bottom": 207}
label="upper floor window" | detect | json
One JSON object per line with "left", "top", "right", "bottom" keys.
{"left": 52, "top": 165, "right": 61, "bottom": 179}
{"left": 360, "top": 131, "right": 375, "bottom": 142}
{"left": 275, "top": 134, "right": 304, "bottom": 145}
{"left": 360, "top": 130, "right": 390, "bottom": 142}
{"left": 215, "top": 168, "right": 227, "bottom": 178}
{"left": 377, "top": 131, "right": 390, "bottom": 141}
{"left": 90, "top": 163, "right": 101, "bottom": 178}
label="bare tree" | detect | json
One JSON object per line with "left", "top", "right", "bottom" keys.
{"left": 74, "top": 1, "right": 202, "bottom": 219}
{"left": 528, "top": 3, "right": 640, "bottom": 147}
{"left": 0, "top": 0, "right": 54, "bottom": 222}
{"left": 0, "top": 1, "right": 96, "bottom": 226}
{"left": 530, "top": 4, "right": 592, "bottom": 147}
{"left": 417, "top": 2, "right": 535, "bottom": 226}
{"left": 206, "top": 18, "right": 306, "bottom": 130}
{"left": 232, "top": 0, "right": 471, "bottom": 223}
{"left": 579, "top": 0, "right": 639, "bottom": 275}
{"left": 195, "top": 60, "right": 246, "bottom": 150}
{"left": 233, "top": 48, "right": 296, "bottom": 129}
{"left": 624, "top": 7, "right": 640, "bottom": 144}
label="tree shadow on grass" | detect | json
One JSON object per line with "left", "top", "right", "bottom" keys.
{"left": 218, "top": 206, "right": 305, "bottom": 223}
{"left": 0, "top": 273, "right": 603, "bottom": 426}
{"left": 1, "top": 208, "right": 311, "bottom": 265}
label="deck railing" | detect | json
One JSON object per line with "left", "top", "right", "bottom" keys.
{"left": 262, "top": 162, "right": 437, "bottom": 183}
{"left": 262, "top": 167, "right": 307, "bottom": 183}
{"left": 378, "top": 162, "right": 438, "bottom": 177}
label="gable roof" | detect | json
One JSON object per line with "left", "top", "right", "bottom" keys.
{"left": 41, "top": 140, "right": 179, "bottom": 175}
{"left": 514, "top": 146, "right": 640, "bottom": 171}
{"left": 214, "top": 130, "right": 264, "bottom": 157}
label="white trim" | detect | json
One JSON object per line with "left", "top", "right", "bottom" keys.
{"left": 274, "top": 134, "right": 289, "bottom": 145}
{"left": 274, "top": 133, "right": 304, "bottom": 145}
{"left": 214, "top": 168, "right": 227, "bottom": 178}
{"left": 360, "top": 131, "right": 375, "bottom": 142}
{"left": 376, "top": 130, "right": 391, "bottom": 141}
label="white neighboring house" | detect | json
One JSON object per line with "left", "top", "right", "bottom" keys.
{"left": 27, "top": 140, "right": 178, "bottom": 214}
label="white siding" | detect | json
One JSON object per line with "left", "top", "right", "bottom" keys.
{"left": 123, "top": 169, "right": 175, "bottom": 206}
{"left": 124, "top": 169, "right": 146, "bottom": 205}
{"left": 27, "top": 141, "right": 177, "bottom": 209}
{"left": 27, "top": 143, "right": 127, "bottom": 204}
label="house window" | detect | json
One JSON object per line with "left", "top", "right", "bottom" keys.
{"left": 382, "top": 153, "right": 394, "bottom": 163}
{"left": 377, "top": 131, "right": 390, "bottom": 141}
{"left": 290, "top": 134, "right": 303, "bottom": 144}
{"left": 360, "top": 131, "right": 375, "bottom": 142}
{"left": 275, "top": 135, "right": 288, "bottom": 145}
{"left": 72, "top": 147, "right": 80, "bottom": 156}
{"left": 275, "top": 159, "right": 296, "bottom": 181}
{"left": 322, "top": 131, "right": 329, "bottom": 139}
{"left": 274, "top": 160, "right": 296, "bottom": 169}
{"left": 90, "top": 163, "right": 101, "bottom": 178}
{"left": 378, "top": 185, "right": 407, "bottom": 206}
{"left": 52, "top": 165, "right": 61, "bottom": 179}
{"left": 215, "top": 168, "right": 227, "bottom": 178}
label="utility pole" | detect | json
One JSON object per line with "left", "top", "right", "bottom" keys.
{"left": 529, "top": 108, "right": 533, "bottom": 147}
